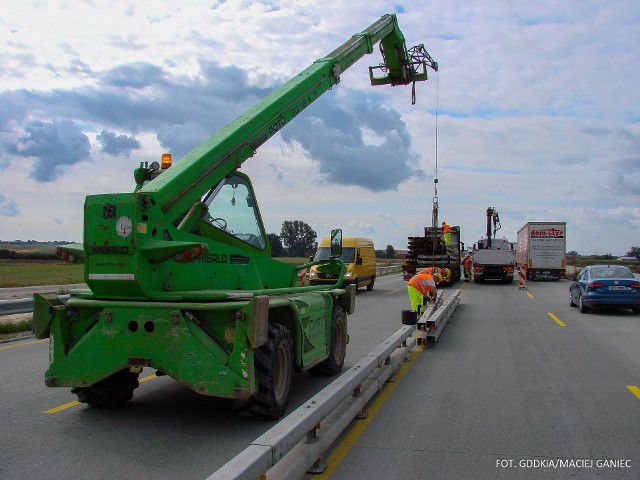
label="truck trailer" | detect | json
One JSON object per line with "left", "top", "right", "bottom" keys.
{"left": 516, "top": 222, "right": 566, "bottom": 281}
{"left": 402, "top": 225, "right": 462, "bottom": 285}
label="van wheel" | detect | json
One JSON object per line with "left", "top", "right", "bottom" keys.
{"left": 366, "top": 276, "right": 375, "bottom": 291}
{"left": 234, "top": 323, "right": 293, "bottom": 420}
{"left": 310, "top": 307, "right": 346, "bottom": 376}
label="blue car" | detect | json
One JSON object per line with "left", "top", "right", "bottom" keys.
{"left": 569, "top": 265, "right": 640, "bottom": 314}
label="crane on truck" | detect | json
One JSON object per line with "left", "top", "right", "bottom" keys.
{"left": 472, "top": 207, "right": 515, "bottom": 283}
{"left": 33, "top": 14, "right": 438, "bottom": 419}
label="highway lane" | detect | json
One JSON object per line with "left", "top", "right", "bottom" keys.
{"left": 0, "top": 274, "right": 411, "bottom": 480}
{"left": 320, "top": 279, "right": 640, "bottom": 480}
{"left": 8, "top": 276, "right": 637, "bottom": 480}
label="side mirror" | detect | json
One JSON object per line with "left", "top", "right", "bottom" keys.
{"left": 330, "top": 228, "right": 342, "bottom": 259}
{"left": 356, "top": 256, "right": 363, "bottom": 265}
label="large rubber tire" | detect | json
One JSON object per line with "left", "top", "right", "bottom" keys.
{"left": 72, "top": 369, "right": 140, "bottom": 408}
{"left": 310, "top": 307, "right": 347, "bottom": 376}
{"left": 579, "top": 294, "right": 590, "bottom": 314}
{"left": 366, "top": 276, "right": 375, "bottom": 291}
{"left": 235, "top": 323, "right": 293, "bottom": 420}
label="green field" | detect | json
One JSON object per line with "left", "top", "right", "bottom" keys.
{"left": 0, "top": 255, "right": 403, "bottom": 288}
{"left": 0, "top": 257, "right": 308, "bottom": 288}
{"left": 0, "top": 260, "right": 84, "bottom": 287}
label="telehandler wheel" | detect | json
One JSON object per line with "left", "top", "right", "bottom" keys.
{"left": 310, "top": 307, "right": 346, "bottom": 376}
{"left": 235, "top": 323, "right": 293, "bottom": 420}
{"left": 72, "top": 369, "right": 140, "bottom": 408}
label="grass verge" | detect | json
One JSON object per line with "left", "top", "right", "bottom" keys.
{"left": 0, "top": 320, "right": 33, "bottom": 339}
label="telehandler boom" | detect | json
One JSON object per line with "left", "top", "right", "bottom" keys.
{"left": 34, "top": 14, "right": 437, "bottom": 419}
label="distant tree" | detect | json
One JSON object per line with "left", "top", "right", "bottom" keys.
{"left": 280, "top": 220, "right": 317, "bottom": 257}
{"left": 567, "top": 250, "right": 578, "bottom": 257}
{"left": 0, "top": 249, "right": 19, "bottom": 259}
{"left": 385, "top": 245, "right": 396, "bottom": 258}
{"left": 268, "top": 233, "right": 284, "bottom": 257}
{"left": 626, "top": 246, "right": 640, "bottom": 260}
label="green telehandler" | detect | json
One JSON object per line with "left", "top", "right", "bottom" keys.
{"left": 33, "top": 14, "right": 437, "bottom": 419}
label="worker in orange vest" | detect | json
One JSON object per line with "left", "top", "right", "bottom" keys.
{"left": 418, "top": 266, "right": 451, "bottom": 283}
{"left": 443, "top": 268, "right": 451, "bottom": 281}
{"left": 419, "top": 266, "right": 443, "bottom": 277}
{"left": 441, "top": 221, "right": 452, "bottom": 247}
{"left": 462, "top": 254, "right": 473, "bottom": 282}
{"left": 407, "top": 271, "right": 440, "bottom": 312}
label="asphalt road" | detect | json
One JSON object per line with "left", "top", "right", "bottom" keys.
{"left": 2, "top": 276, "right": 639, "bottom": 480}
{"left": 0, "top": 274, "right": 411, "bottom": 480}
{"left": 322, "top": 279, "right": 640, "bottom": 480}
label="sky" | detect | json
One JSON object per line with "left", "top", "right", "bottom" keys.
{"left": 1, "top": 0, "right": 639, "bottom": 256}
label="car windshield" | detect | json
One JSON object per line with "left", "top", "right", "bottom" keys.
{"left": 589, "top": 267, "right": 634, "bottom": 279}
{"left": 314, "top": 247, "right": 355, "bottom": 263}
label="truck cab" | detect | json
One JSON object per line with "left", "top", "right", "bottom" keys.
{"left": 472, "top": 237, "right": 516, "bottom": 283}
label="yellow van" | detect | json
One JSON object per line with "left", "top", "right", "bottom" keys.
{"left": 309, "top": 237, "right": 377, "bottom": 291}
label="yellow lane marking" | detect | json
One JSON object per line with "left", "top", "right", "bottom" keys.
{"left": 627, "top": 386, "right": 640, "bottom": 400}
{"left": 548, "top": 312, "right": 566, "bottom": 327}
{"left": 526, "top": 292, "right": 534, "bottom": 299}
{"left": 385, "top": 289, "right": 400, "bottom": 295}
{"left": 0, "top": 339, "right": 47, "bottom": 351}
{"left": 315, "top": 344, "right": 426, "bottom": 479}
{"left": 139, "top": 373, "right": 157, "bottom": 383}
{"left": 44, "top": 373, "right": 157, "bottom": 414}
{"left": 44, "top": 401, "right": 80, "bottom": 414}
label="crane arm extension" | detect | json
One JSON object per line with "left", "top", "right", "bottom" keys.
{"left": 142, "top": 14, "right": 432, "bottom": 223}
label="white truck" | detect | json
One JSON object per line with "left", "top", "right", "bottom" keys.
{"left": 473, "top": 237, "right": 516, "bottom": 283}
{"left": 471, "top": 208, "right": 515, "bottom": 283}
{"left": 516, "top": 222, "right": 566, "bottom": 281}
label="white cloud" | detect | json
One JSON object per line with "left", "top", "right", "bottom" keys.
{"left": 0, "top": 0, "right": 639, "bottom": 257}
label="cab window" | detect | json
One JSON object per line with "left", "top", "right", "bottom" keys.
{"left": 203, "top": 175, "right": 266, "bottom": 250}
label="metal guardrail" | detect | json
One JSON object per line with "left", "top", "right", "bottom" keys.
{"left": 208, "top": 289, "right": 461, "bottom": 480}
{"left": 0, "top": 298, "right": 34, "bottom": 316}
{"left": 0, "top": 268, "right": 403, "bottom": 317}
{"left": 376, "top": 264, "right": 403, "bottom": 276}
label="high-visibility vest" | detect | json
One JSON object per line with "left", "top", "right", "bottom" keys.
{"left": 442, "top": 223, "right": 452, "bottom": 234}
{"left": 418, "top": 267, "right": 444, "bottom": 276}
{"left": 419, "top": 266, "right": 442, "bottom": 276}
{"left": 408, "top": 273, "right": 436, "bottom": 296}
